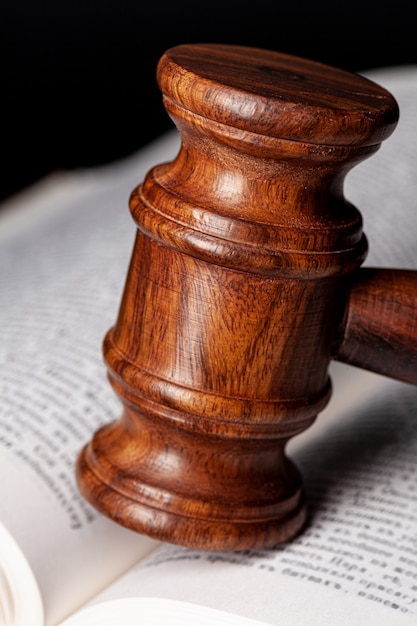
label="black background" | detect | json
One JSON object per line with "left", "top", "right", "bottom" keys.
{"left": 2, "top": 0, "right": 416, "bottom": 203}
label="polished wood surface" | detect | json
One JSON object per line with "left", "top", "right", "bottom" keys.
{"left": 77, "top": 44, "right": 416, "bottom": 550}
{"left": 335, "top": 268, "right": 417, "bottom": 384}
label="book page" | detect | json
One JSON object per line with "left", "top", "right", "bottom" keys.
{"left": 0, "top": 132, "right": 180, "bottom": 626}
{"left": 80, "top": 368, "right": 417, "bottom": 626}
{"left": 0, "top": 522, "right": 43, "bottom": 626}
{"left": 345, "top": 66, "right": 417, "bottom": 270}
{"left": 60, "top": 597, "right": 270, "bottom": 626}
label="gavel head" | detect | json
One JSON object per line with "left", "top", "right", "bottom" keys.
{"left": 76, "top": 44, "right": 399, "bottom": 550}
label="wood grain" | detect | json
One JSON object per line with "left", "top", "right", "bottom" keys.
{"left": 335, "top": 268, "right": 417, "bottom": 384}
{"left": 76, "top": 44, "right": 412, "bottom": 551}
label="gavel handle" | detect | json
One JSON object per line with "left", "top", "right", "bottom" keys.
{"left": 334, "top": 268, "right": 417, "bottom": 385}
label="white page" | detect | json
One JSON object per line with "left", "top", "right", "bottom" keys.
{"left": 0, "top": 132, "right": 180, "bottom": 626}
{"left": 60, "top": 597, "right": 270, "bottom": 626}
{"left": 345, "top": 66, "right": 417, "bottom": 269}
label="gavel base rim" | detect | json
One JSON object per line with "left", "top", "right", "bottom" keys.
{"left": 76, "top": 442, "right": 308, "bottom": 551}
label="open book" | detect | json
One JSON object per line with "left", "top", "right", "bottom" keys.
{"left": 1, "top": 64, "right": 417, "bottom": 626}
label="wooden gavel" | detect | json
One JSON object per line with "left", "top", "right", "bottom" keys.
{"left": 76, "top": 44, "right": 417, "bottom": 551}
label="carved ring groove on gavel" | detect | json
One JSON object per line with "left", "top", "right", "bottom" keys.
{"left": 76, "top": 44, "right": 417, "bottom": 551}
